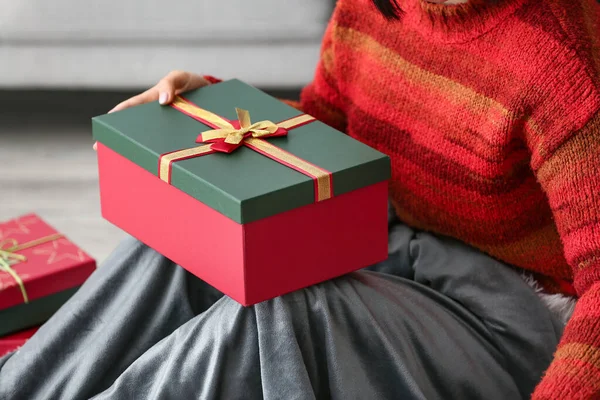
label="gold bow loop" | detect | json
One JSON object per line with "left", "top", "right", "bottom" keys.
{"left": 0, "top": 239, "right": 26, "bottom": 264}
{"left": 201, "top": 108, "right": 280, "bottom": 145}
{"left": 0, "top": 238, "right": 29, "bottom": 303}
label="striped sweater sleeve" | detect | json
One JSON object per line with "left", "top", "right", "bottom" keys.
{"left": 532, "top": 112, "right": 600, "bottom": 399}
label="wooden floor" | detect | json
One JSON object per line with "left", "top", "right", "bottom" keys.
{"left": 0, "top": 88, "right": 299, "bottom": 264}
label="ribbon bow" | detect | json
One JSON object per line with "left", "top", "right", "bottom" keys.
{"left": 0, "top": 239, "right": 27, "bottom": 266}
{"left": 196, "top": 109, "right": 289, "bottom": 154}
{"left": 0, "top": 233, "right": 64, "bottom": 304}
{"left": 201, "top": 108, "right": 280, "bottom": 146}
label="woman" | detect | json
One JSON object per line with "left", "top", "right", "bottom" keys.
{"left": 2, "top": 0, "right": 599, "bottom": 399}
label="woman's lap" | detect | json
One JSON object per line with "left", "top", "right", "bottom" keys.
{"left": 0, "top": 237, "right": 220, "bottom": 399}
{"left": 0, "top": 220, "right": 563, "bottom": 400}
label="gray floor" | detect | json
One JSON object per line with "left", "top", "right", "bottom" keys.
{"left": 0, "top": 88, "right": 299, "bottom": 264}
{"left": 0, "top": 91, "right": 135, "bottom": 264}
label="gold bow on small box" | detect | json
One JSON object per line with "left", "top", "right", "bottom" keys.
{"left": 0, "top": 233, "right": 64, "bottom": 304}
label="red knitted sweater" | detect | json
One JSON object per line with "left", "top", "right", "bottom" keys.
{"left": 297, "top": 0, "right": 600, "bottom": 398}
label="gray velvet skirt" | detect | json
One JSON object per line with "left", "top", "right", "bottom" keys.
{"left": 0, "top": 209, "right": 563, "bottom": 400}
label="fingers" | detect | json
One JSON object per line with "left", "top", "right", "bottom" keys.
{"left": 107, "top": 71, "right": 210, "bottom": 115}
{"left": 155, "top": 70, "right": 191, "bottom": 105}
{"left": 101, "top": 71, "right": 211, "bottom": 149}
{"left": 179, "top": 73, "right": 210, "bottom": 93}
{"left": 108, "top": 87, "right": 159, "bottom": 113}
{"left": 156, "top": 71, "right": 209, "bottom": 105}
{"left": 93, "top": 142, "right": 97, "bottom": 151}
{"left": 154, "top": 77, "right": 177, "bottom": 106}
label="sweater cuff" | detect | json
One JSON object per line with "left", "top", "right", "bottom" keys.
{"left": 533, "top": 282, "right": 600, "bottom": 399}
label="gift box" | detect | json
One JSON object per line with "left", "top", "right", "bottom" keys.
{"left": 0, "top": 326, "right": 39, "bottom": 357}
{"left": 92, "top": 79, "right": 390, "bottom": 305}
{"left": 0, "top": 214, "right": 96, "bottom": 336}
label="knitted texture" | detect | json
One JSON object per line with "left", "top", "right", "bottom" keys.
{"left": 298, "top": 0, "right": 600, "bottom": 397}
{"left": 534, "top": 282, "right": 600, "bottom": 399}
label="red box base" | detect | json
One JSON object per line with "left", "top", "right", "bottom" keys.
{"left": 0, "top": 327, "right": 38, "bottom": 357}
{"left": 98, "top": 143, "right": 388, "bottom": 305}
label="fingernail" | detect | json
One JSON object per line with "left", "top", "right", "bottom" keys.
{"left": 107, "top": 108, "right": 116, "bottom": 114}
{"left": 159, "top": 92, "right": 168, "bottom": 104}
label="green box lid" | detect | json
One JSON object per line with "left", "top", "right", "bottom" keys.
{"left": 92, "top": 79, "right": 390, "bottom": 224}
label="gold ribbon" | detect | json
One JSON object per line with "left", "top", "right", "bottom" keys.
{"left": 165, "top": 97, "right": 333, "bottom": 201}
{"left": 201, "top": 108, "right": 280, "bottom": 145}
{"left": 0, "top": 233, "right": 64, "bottom": 304}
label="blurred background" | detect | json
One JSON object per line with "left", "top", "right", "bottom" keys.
{"left": 0, "top": 1, "right": 334, "bottom": 264}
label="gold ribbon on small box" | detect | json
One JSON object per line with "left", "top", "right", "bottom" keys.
{"left": 0, "top": 233, "right": 64, "bottom": 304}
{"left": 159, "top": 96, "right": 334, "bottom": 203}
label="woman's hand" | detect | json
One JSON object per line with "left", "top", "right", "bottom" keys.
{"left": 94, "top": 71, "right": 211, "bottom": 150}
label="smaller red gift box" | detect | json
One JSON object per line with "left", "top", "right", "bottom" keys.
{"left": 0, "top": 214, "right": 96, "bottom": 336}
{"left": 0, "top": 326, "right": 39, "bottom": 357}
